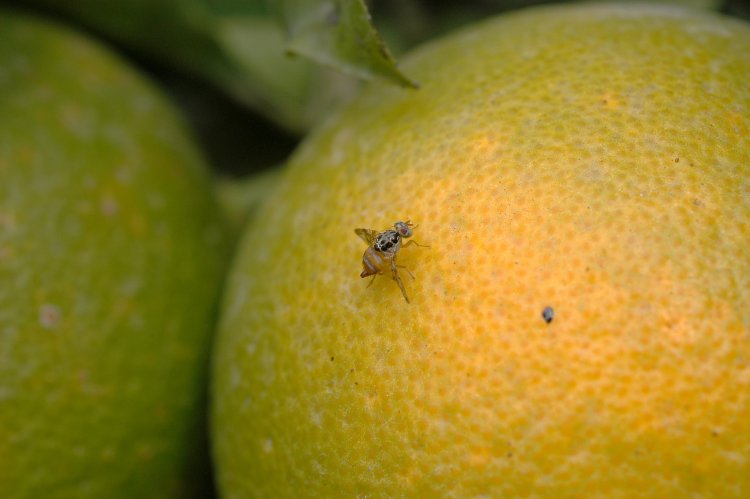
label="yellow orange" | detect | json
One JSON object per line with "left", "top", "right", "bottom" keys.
{"left": 212, "top": 4, "right": 750, "bottom": 496}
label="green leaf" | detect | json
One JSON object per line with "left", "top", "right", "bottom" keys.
{"left": 280, "top": 0, "right": 418, "bottom": 88}
{"left": 211, "top": 15, "right": 360, "bottom": 133}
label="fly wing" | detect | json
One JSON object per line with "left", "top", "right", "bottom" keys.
{"left": 354, "top": 228, "right": 379, "bottom": 245}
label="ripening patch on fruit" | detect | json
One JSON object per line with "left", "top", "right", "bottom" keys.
{"left": 212, "top": 3, "right": 750, "bottom": 497}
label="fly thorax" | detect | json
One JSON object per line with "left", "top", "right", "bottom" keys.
{"left": 374, "top": 230, "right": 401, "bottom": 254}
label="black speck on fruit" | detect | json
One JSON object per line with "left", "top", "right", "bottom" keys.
{"left": 542, "top": 306, "right": 554, "bottom": 324}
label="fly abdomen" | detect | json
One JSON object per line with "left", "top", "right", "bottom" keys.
{"left": 360, "top": 247, "right": 385, "bottom": 277}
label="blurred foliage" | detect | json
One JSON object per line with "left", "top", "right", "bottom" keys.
{"left": 2, "top": 0, "right": 361, "bottom": 134}
{"left": 2, "top": 0, "right": 745, "bottom": 180}
{"left": 215, "top": 168, "right": 284, "bottom": 242}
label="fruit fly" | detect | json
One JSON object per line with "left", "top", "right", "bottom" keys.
{"left": 355, "top": 220, "right": 427, "bottom": 303}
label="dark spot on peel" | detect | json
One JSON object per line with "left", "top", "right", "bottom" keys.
{"left": 542, "top": 306, "right": 554, "bottom": 324}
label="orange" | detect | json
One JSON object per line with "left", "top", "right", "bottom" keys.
{"left": 0, "top": 10, "right": 228, "bottom": 497}
{"left": 212, "top": 3, "right": 750, "bottom": 497}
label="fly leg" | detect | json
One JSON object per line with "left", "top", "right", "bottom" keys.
{"left": 400, "top": 239, "right": 430, "bottom": 249}
{"left": 365, "top": 274, "right": 378, "bottom": 288}
{"left": 391, "top": 258, "right": 410, "bottom": 303}
{"left": 396, "top": 265, "right": 415, "bottom": 280}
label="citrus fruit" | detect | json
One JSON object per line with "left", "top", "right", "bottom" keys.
{"left": 0, "top": 10, "right": 229, "bottom": 498}
{"left": 212, "top": 3, "right": 750, "bottom": 497}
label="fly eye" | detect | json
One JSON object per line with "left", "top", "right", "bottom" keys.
{"left": 394, "top": 221, "right": 412, "bottom": 237}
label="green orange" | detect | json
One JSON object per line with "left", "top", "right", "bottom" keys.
{"left": 0, "top": 10, "right": 228, "bottom": 498}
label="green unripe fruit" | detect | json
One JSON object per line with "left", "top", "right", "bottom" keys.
{"left": 0, "top": 10, "right": 229, "bottom": 498}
